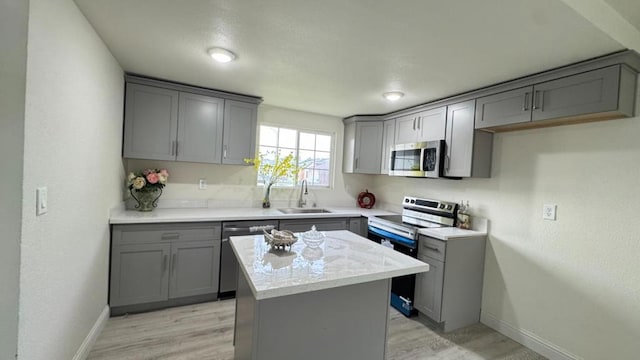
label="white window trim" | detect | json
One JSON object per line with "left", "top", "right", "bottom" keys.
{"left": 257, "top": 123, "right": 336, "bottom": 189}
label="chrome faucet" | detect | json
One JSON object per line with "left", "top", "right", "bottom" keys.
{"left": 298, "top": 179, "right": 308, "bottom": 208}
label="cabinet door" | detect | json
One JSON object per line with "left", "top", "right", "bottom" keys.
{"left": 354, "top": 122, "right": 384, "bottom": 174}
{"left": 223, "top": 100, "right": 258, "bottom": 165}
{"left": 110, "top": 243, "right": 170, "bottom": 306}
{"left": 475, "top": 86, "right": 533, "bottom": 129}
{"left": 342, "top": 122, "right": 356, "bottom": 173}
{"left": 123, "top": 83, "right": 179, "bottom": 161}
{"left": 414, "top": 256, "right": 444, "bottom": 322}
{"left": 177, "top": 92, "right": 224, "bottom": 163}
{"left": 348, "top": 217, "right": 362, "bottom": 236}
{"left": 169, "top": 241, "right": 221, "bottom": 298}
{"left": 416, "top": 107, "right": 447, "bottom": 142}
{"left": 445, "top": 100, "right": 475, "bottom": 177}
{"left": 532, "top": 65, "right": 620, "bottom": 122}
{"left": 394, "top": 115, "right": 418, "bottom": 144}
{"left": 380, "top": 119, "right": 396, "bottom": 174}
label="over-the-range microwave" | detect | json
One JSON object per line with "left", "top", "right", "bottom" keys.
{"left": 388, "top": 140, "right": 445, "bottom": 178}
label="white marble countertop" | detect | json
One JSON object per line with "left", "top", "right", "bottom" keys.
{"left": 418, "top": 217, "right": 488, "bottom": 240}
{"left": 109, "top": 206, "right": 395, "bottom": 224}
{"left": 230, "top": 230, "right": 429, "bottom": 300}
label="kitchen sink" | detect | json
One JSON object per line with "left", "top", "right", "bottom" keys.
{"left": 277, "top": 208, "right": 332, "bottom": 214}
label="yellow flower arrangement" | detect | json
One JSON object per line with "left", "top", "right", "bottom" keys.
{"left": 244, "top": 151, "right": 299, "bottom": 208}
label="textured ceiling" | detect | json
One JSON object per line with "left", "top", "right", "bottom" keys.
{"left": 74, "top": 0, "right": 625, "bottom": 117}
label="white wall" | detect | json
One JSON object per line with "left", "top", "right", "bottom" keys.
{"left": 126, "top": 104, "right": 372, "bottom": 208}
{"left": 18, "top": 0, "right": 124, "bottom": 359}
{"left": 0, "top": 1, "right": 28, "bottom": 358}
{"left": 372, "top": 82, "right": 640, "bottom": 359}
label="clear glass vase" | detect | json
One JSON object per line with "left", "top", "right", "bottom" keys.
{"left": 130, "top": 188, "right": 162, "bottom": 211}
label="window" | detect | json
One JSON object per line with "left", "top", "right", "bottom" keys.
{"left": 257, "top": 125, "right": 333, "bottom": 187}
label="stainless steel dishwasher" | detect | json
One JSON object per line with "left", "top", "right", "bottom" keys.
{"left": 220, "top": 220, "right": 278, "bottom": 298}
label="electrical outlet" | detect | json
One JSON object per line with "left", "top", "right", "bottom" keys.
{"left": 543, "top": 204, "right": 557, "bottom": 221}
{"left": 36, "top": 187, "right": 48, "bottom": 215}
{"left": 198, "top": 179, "right": 207, "bottom": 190}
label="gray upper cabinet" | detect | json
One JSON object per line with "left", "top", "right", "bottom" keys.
{"left": 342, "top": 117, "right": 384, "bottom": 174}
{"left": 531, "top": 65, "right": 620, "bottom": 121}
{"left": 394, "top": 114, "right": 419, "bottom": 144}
{"left": 380, "top": 119, "right": 395, "bottom": 174}
{"left": 123, "top": 76, "right": 261, "bottom": 164}
{"left": 475, "top": 86, "right": 533, "bottom": 129}
{"left": 417, "top": 107, "right": 447, "bottom": 142}
{"left": 123, "top": 83, "right": 179, "bottom": 161}
{"left": 177, "top": 92, "right": 224, "bottom": 163}
{"left": 223, "top": 100, "right": 258, "bottom": 165}
{"left": 394, "top": 107, "right": 447, "bottom": 144}
{"left": 475, "top": 65, "right": 636, "bottom": 130}
{"left": 445, "top": 100, "right": 493, "bottom": 178}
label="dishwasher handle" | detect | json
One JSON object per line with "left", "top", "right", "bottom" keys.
{"left": 223, "top": 224, "right": 276, "bottom": 233}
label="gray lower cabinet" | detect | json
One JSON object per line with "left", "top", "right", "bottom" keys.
{"left": 445, "top": 100, "right": 493, "bottom": 178}
{"left": 110, "top": 243, "right": 171, "bottom": 307}
{"left": 342, "top": 116, "right": 384, "bottom": 174}
{"left": 414, "top": 235, "right": 486, "bottom": 332}
{"left": 279, "top": 218, "right": 349, "bottom": 233}
{"left": 475, "top": 65, "right": 636, "bottom": 130}
{"left": 110, "top": 223, "right": 221, "bottom": 314}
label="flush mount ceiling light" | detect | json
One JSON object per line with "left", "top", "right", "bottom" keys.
{"left": 207, "top": 47, "right": 237, "bottom": 63}
{"left": 382, "top": 91, "right": 404, "bottom": 102}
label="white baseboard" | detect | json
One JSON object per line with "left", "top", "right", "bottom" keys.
{"left": 73, "top": 305, "right": 110, "bottom": 360}
{"left": 480, "top": 311, "right": 581, "bottom": 360}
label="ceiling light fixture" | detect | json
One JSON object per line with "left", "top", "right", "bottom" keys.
{"left": 383, "top": 91, "right": 404, "bottom": 102}
{"left": 207, "top": 47, "right": 237, "bottom": 63}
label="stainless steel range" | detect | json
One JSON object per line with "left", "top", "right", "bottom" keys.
{"left": 368, "top": 196, "right": 457, "bottom": 316}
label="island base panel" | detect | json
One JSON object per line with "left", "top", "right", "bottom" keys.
{"left": 234, "top": 273, "right": 391, "bottom": 360}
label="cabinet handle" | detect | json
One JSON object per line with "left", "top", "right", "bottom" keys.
{"left": 222, "top": 238, "right": 229, "bottom": 243}
{"left": 175, "top": 141, "right": 179, "bottom": 156}
{"left": 355, "top": 158, "right": 359, "bottom": 169}
{"left": 533, "top": 90, "right": 541, "bottom": 110}
{"left": 416, "top": 117, "right": 421, "bottom": 130}
{"left": 444, "top": 154, "right": 450, "bottom": 171}
{"left": 523, "top": 92, "right": 529, "bottom": 111}
{"left": 539, "top": 90, "right": 545, "bottom": 110}
{"left": 172, "top": 254, "right": 177, "bottom": 273}
{"left": 171, "top": 141, "right": 176, "bottom": 156}
{"left": 163, "top": 254, "right": 168, "bottom": 272}
{"left": 424, "top": 245, "right": 440, "bottom": 252}
{"left": 223, "top": 145, "right": 228, "bottom": 159}
{"left": 412, "top": 118, "right": 416, "bottom": 130}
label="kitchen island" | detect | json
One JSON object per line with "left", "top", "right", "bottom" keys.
{"left": 230, "top": 230, "right": 428, "bottom": 360}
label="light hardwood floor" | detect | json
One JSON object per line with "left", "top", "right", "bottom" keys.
{"left": 88, "top": 300, "right": 545, "bottom": 360}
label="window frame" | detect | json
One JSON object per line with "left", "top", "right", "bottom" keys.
{"left": 256, "top": 124, "right": 336, "bottom": 189}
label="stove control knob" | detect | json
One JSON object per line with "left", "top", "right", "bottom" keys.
{"left": 439, "top": 204, "right": 445, "bottom": 209}
{"left": 447, "top": 205, "right": 453, "bottom": 210}
{"left": 410, "top": 199, "right": 415, "bottom": 204}
{"left": 405, "top": 198, "right": 410, "bottom": 203}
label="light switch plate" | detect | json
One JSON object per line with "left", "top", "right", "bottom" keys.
{"left": 36, "top": 187, "right": 48, "bottom": 215}
{"left": 198, "top": 179, "right": 207, "bottom": 190}
{"left": 543, "top": 204, "right": 556, "bottom": 220}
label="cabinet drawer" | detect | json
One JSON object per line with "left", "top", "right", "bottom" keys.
{"left": 418, "top": 236, "right": 446, "bottom": 262}
{"left": 113, "top": 223, "right": 222, "bottom": 245}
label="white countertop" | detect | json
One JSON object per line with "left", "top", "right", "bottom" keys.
{"left": 229, "top": 230, "right": 429, "bottom": 300}
{"left": 418, "top": 227, "right": 487, "bottom": 240}
{"left": 109, "top": 206, "right": 395, "bottom": 224}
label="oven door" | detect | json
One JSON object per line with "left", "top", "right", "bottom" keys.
{"left": 367, "top": 226, "right": 418, "bottom": 317}
{"left": 389, "top": 143, "right": 425, "bottom": 177}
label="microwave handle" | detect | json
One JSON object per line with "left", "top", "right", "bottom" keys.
{"left": 419, "top": 148, "right": 426, "bottom": 172}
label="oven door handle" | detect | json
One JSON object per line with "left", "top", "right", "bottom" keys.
{"left": 368, "top": 226, "right": 416, "bottom": 248}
